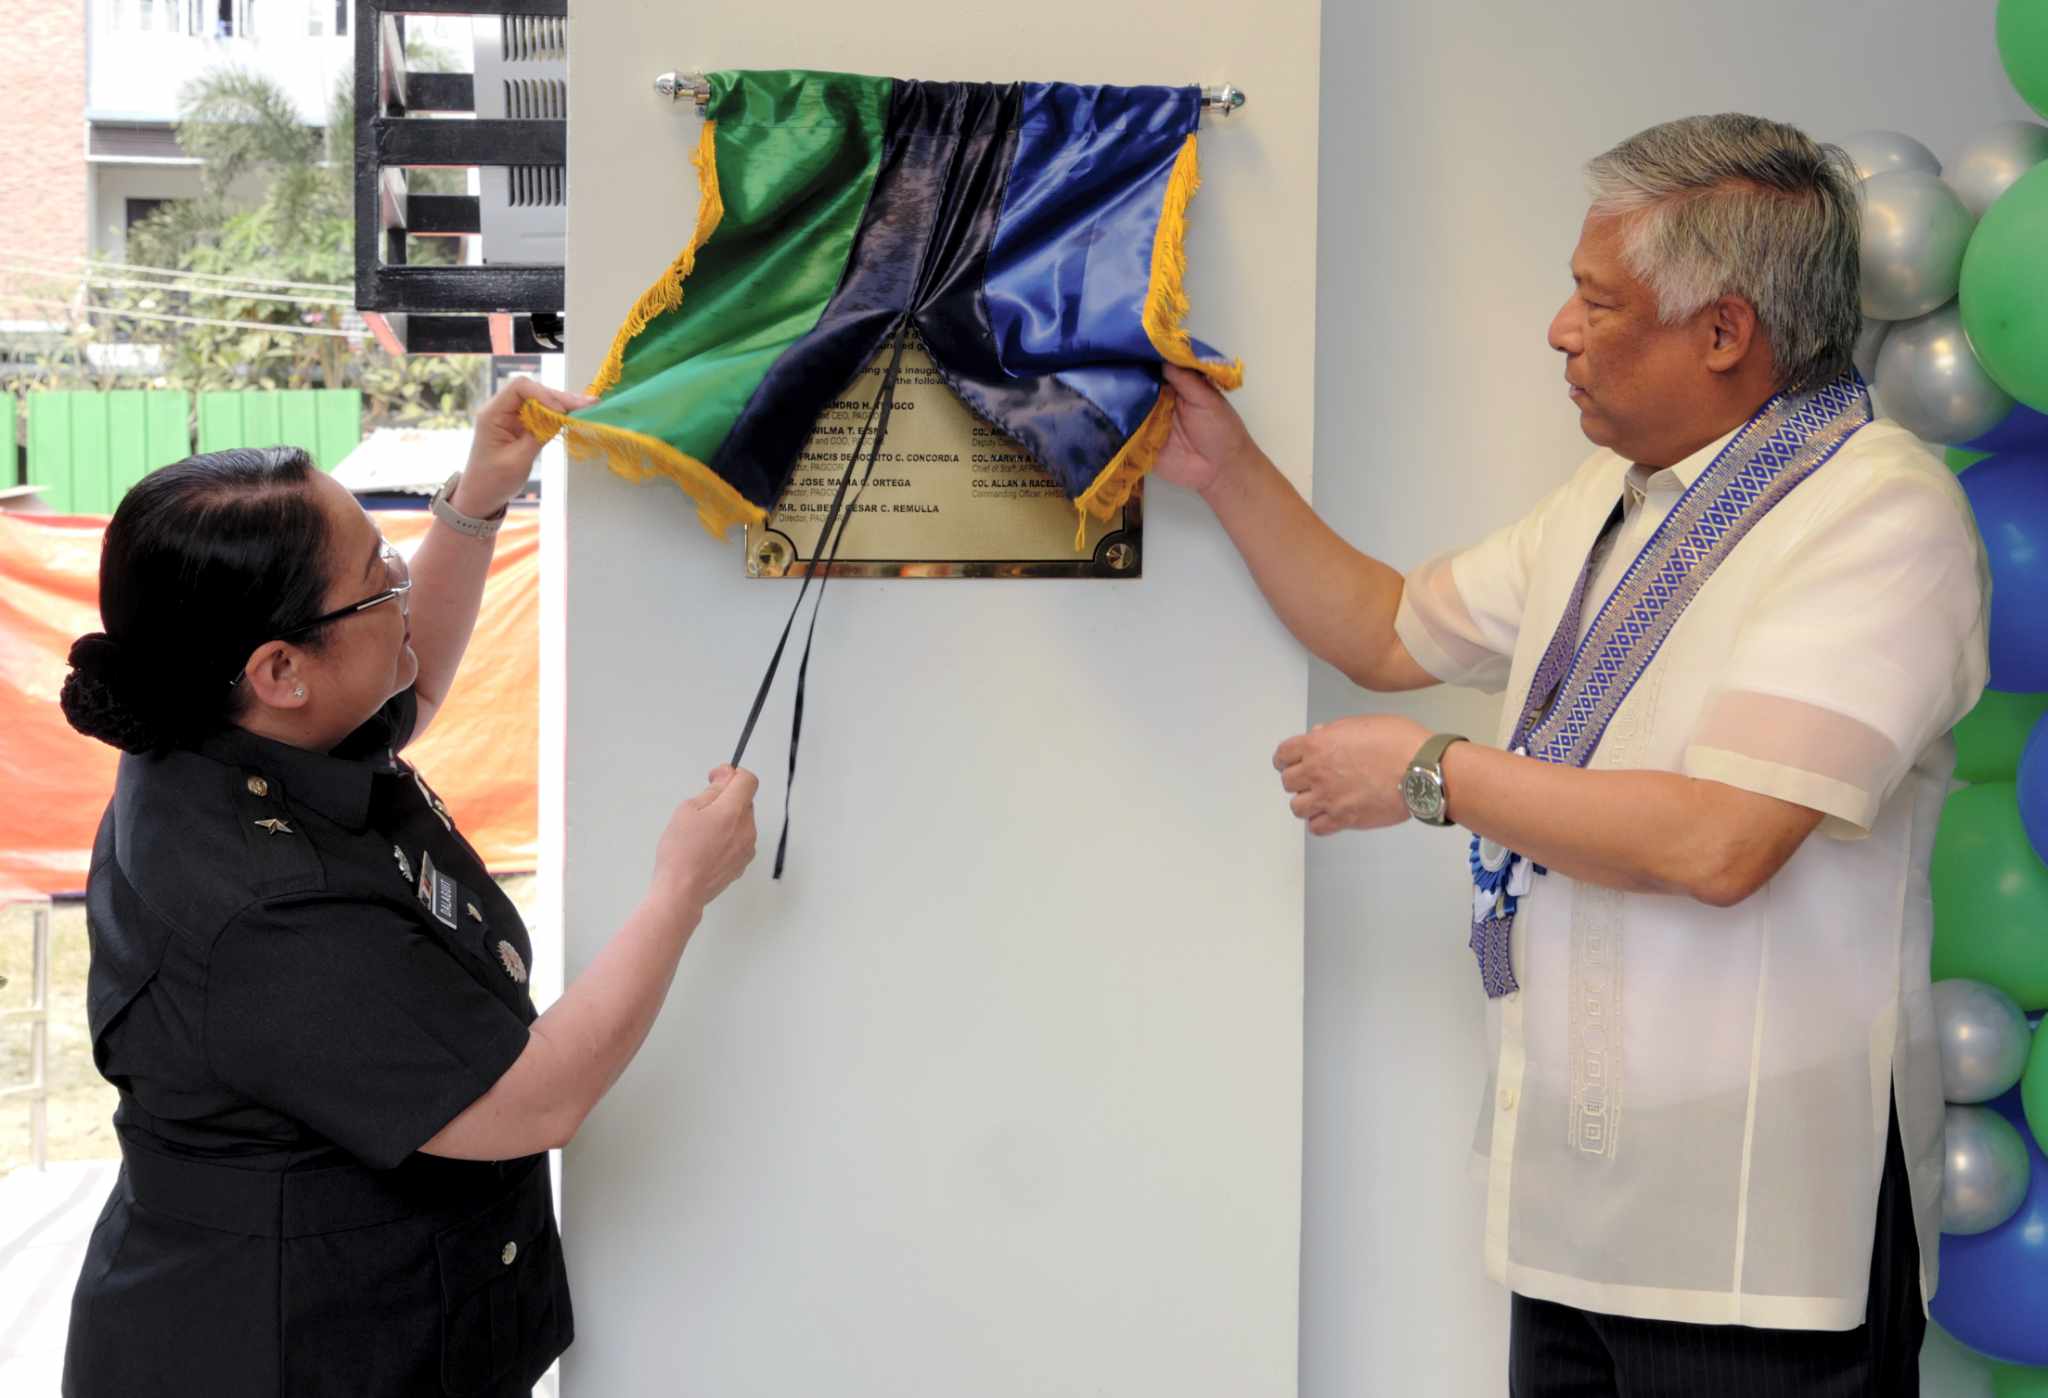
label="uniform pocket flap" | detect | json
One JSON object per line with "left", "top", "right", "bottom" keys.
{"left": 433, "top": 1170, "right": 552, "bottom": 1301}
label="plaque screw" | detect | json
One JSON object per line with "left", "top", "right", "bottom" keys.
{"left": 1105, "top": 542, "right": 1135, "bottom": 572}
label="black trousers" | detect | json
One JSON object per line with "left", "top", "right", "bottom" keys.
{"left": 1509, "top": 1101, "right": 1924, "bottom": 1397}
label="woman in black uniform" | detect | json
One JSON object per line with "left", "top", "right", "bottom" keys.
{"left": 57, "top": 379, "right": 758, "bottom": 1397}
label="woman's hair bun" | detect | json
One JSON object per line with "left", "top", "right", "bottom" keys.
{"left": 60, "top": 631, "right": 167, "bottom": 754}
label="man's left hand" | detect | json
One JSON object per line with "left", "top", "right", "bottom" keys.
{"left": 1273, "top": 714, "right": 1431, "bottom": 836}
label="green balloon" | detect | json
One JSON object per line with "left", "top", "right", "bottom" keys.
{"left": 1995, "top": 1362, "right": 2048, "bottom": 1398}
{"left": 1955, "top": 690, "right": 2048, "bottom": 783}
{"left": 1932, "top": 782, "right": 2048, "bottom": 1010}
{"left": 1950, "top": 447, "right": 1993, "bottom": 474}
{"left": 2027, "top": 1022, "right": 2048, "bottom": 1157}
{"left": 2002, "top": 0, "right": 2048, "bottom": 120}
{"left": 1960, "top": 161, "right": 2048, "bottom": 414}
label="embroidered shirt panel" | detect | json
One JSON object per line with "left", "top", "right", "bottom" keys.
{"left": 1431, "top": 418, "right": 1988, "bottom": 1327}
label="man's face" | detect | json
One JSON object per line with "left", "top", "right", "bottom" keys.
{"left": 1548, "top": 212, "right": 1714, "bottom": 464}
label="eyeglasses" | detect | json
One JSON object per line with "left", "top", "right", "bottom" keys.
{"left": 226, "top": 541, "right": 413, "bottom": 690}
{"left": 279, "top": 539, "right": 413, "bottom": 637}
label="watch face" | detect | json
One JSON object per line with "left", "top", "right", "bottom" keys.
{"left": 1402, "top": 770, "right": 1445, "bottom": 822}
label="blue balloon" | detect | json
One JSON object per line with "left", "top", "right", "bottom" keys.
{"left": 2023, "top": 715, "right": 2048, "bottom": 866}
{"left": 1934, "top": 1086, "right": 2048, "bottom": 1365}
{"left": 1958, "top": 453, "right": 2048, "bottom": 690}
{"left": 1966, "top": 404, "right": 2048, "bottom": 456}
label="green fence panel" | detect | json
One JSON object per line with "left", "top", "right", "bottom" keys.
{"left": 71, "top": 397, "right": 113, "bottom": 514}
{"left": 25, "top": 391, "right": 193, "bottom": 513}
{"left": 26, "top": 390, "right": 361, "bottom": 511}
{"left": 147, "top": 392, "right": 189, "bottom": 479}
{"left": 26, "top": 394, "right": 76, "bottom": 509}
{"left": 316, "top": 392, "right": 360, "bottom": 467}
{"left": 103, "top": 392, "right": 146, "bottom": 511}
{"left": 198, "top": 390, "right": 361, "bottom": 470}
{"left": 195, "top": 391, "right": 237, "bottom": 456}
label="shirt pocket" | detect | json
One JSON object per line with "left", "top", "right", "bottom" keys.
{"left": 434, "top": 1165, "right": 566, "bottom": 1396}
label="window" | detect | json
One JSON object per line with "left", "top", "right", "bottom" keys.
{"left": 125, "top": 198, "right": 177, "bottom": 232}
{"left": 211, "top": 0, "right": 256, "bottom": 38}
{"left": 111, "top": 0, "right": 212, "bottom": 35}
{"left": 309, "top": 0, "right": 348, "bottom": 37}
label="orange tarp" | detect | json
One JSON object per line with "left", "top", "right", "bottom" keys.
{"left": 0, "top": 511, "right": 539, "bottom": 898}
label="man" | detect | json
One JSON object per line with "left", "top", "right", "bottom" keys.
{"left": 1155, "top": 114, "right": 1989, "bottom": 1394}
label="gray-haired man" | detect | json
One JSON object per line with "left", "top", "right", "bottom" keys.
{"left": 1156, "top": 114, "right": 1989, "bottom": 1393}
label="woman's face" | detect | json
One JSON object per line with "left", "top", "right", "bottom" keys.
{"left": 296, "top": 473, "right": 419, "bottom": 741}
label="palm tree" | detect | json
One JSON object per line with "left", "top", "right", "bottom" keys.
{"left": 112, "top": 64, "right": 476, "bottom": 421}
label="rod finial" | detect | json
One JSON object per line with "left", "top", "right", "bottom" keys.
{"left": 654, "top": 71, "right": 710, "bottom": 108}
{"left": 1202, "top": 84, "right": 1246, "bottom": 117}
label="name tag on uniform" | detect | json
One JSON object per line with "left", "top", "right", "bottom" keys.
{"left": 416, "top": 852, "right": 459, "bottom": 930}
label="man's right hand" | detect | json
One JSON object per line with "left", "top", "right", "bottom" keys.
{"left": 1152, "top": 365, "right": 1260, "bottom": 497}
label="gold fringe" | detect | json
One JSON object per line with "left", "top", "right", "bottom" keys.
{"left": 520, "top": 399, "right": 766, "bottom": 539}
{"left": 1141, "top": 134, "right": 1244, "bottom": 391}
{"left": 1065, "top": 133, "right": 1239, "bottom": 549}
{"left": 583, "top": 119, "right": 726, "bottom": 401}
{"left": 1072, "top": 385, "right": 1177, "bottom": 547}
{"left": 518, "top": 122, "right": 748, "bottom": 535}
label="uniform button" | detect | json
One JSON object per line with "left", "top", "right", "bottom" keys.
{"left": 501, "top": 1241, "right": 518, "bottom": 1266}
{"left": 246, "top": 776, "right": 269, "bottom": 797}
{"left": 1498, "top": 1087, "right": 1517, "bottom": 1112}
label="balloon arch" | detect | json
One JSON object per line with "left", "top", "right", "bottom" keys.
{"left": 1849, "top": 5, "right": 2048, "bottom": 1391}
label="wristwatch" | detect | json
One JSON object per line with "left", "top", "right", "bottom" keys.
{"left": 1400, "top": 733, "right": 1468, "bottom": 826}
{"left": 430, "top": 471, "right": 509, "bottom": 539}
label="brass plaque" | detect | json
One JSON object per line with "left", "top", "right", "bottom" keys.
{"left": 742, "top": 338, "right": 1141, "bottom": 579}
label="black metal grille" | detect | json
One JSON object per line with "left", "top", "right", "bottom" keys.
{"left": 351, "top": 0, "right": 567, "bottom": 355}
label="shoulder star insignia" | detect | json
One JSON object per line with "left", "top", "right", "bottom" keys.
{"left": 252, "top": 818, "right": 293, "bottom": 836}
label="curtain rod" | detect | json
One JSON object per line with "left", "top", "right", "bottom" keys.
{"left": 651, "top": 71, "right": 1247, "bottom": 118}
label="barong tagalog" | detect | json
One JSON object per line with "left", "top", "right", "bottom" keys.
{"left": 1468, "top": 374, "right": 1875, "bottom": 996}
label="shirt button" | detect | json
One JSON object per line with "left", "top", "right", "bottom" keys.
{"left": 501, "top": 1241, "right": 518, "bottom": 1266}
{"left": 1498, "top": 1087, "right": 1518, "bottom": 1112}
{"left": 245, "top": 776, "right": 269, "bottom": 797}
{"left": 1505, "top": 991, "right": 1520, "bottom": 1005}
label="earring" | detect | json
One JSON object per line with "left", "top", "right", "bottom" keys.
{"left": 293, "top": 686, "right": 306, "bottom": 699}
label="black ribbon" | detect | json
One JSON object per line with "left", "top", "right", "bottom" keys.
{"left": 730, "top": 318, "right": 914, "bottom": 878}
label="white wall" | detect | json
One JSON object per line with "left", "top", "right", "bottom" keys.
{"left": 555, "top": 8, "right": 1320, "bottom": 1396}
{"left": 89, "top": 163, "right": 204, "bottom": 259}
{"left": 1302, "top": 3, "right": 2033, "bottom": 1395}
{"left": 87, "top": 21, "right": 352, "bottom": 125}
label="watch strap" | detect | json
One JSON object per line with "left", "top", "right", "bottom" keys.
{"left": 1410, "top": 732, "right": 1468, "bottom": 774}
{"left": 1405, "top": 732, "right": 1469, "bottom": 825}
{"left": 430, "top": 471, "right": 508, "bottom": 539}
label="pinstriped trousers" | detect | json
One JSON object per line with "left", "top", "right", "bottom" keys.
{"left": 1509, "top": 1099, "right": 1923, "bottom": 1397}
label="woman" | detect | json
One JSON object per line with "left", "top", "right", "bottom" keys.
{"left": 58, "top": 379, "right": 758, "bottom": 1397}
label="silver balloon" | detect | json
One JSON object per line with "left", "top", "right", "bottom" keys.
{"left": 1860, "top": 172, "right": 1976, "bottom": 320}
{"left": 1934, "top": 978, "right": 2033, "bottom": 1103}
{"left": 1873, "top": 303, "right": 2014, "bottom": 444}
{"left": 1840, "top": 129, "right": 1942, "bottom": 182}
{"left": 1947, "top": 120, "right": 2048, "bottom": 217}
{"left": 1941, "top": 1104, "right": 2031, "bottom": 1235}
{"left": 1853, "top": 317, "right": 1891, "bottom": 380}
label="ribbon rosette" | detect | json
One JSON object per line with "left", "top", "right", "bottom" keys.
{"left": 1469, "top": 834, "right": 1541, "bottom": 924}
